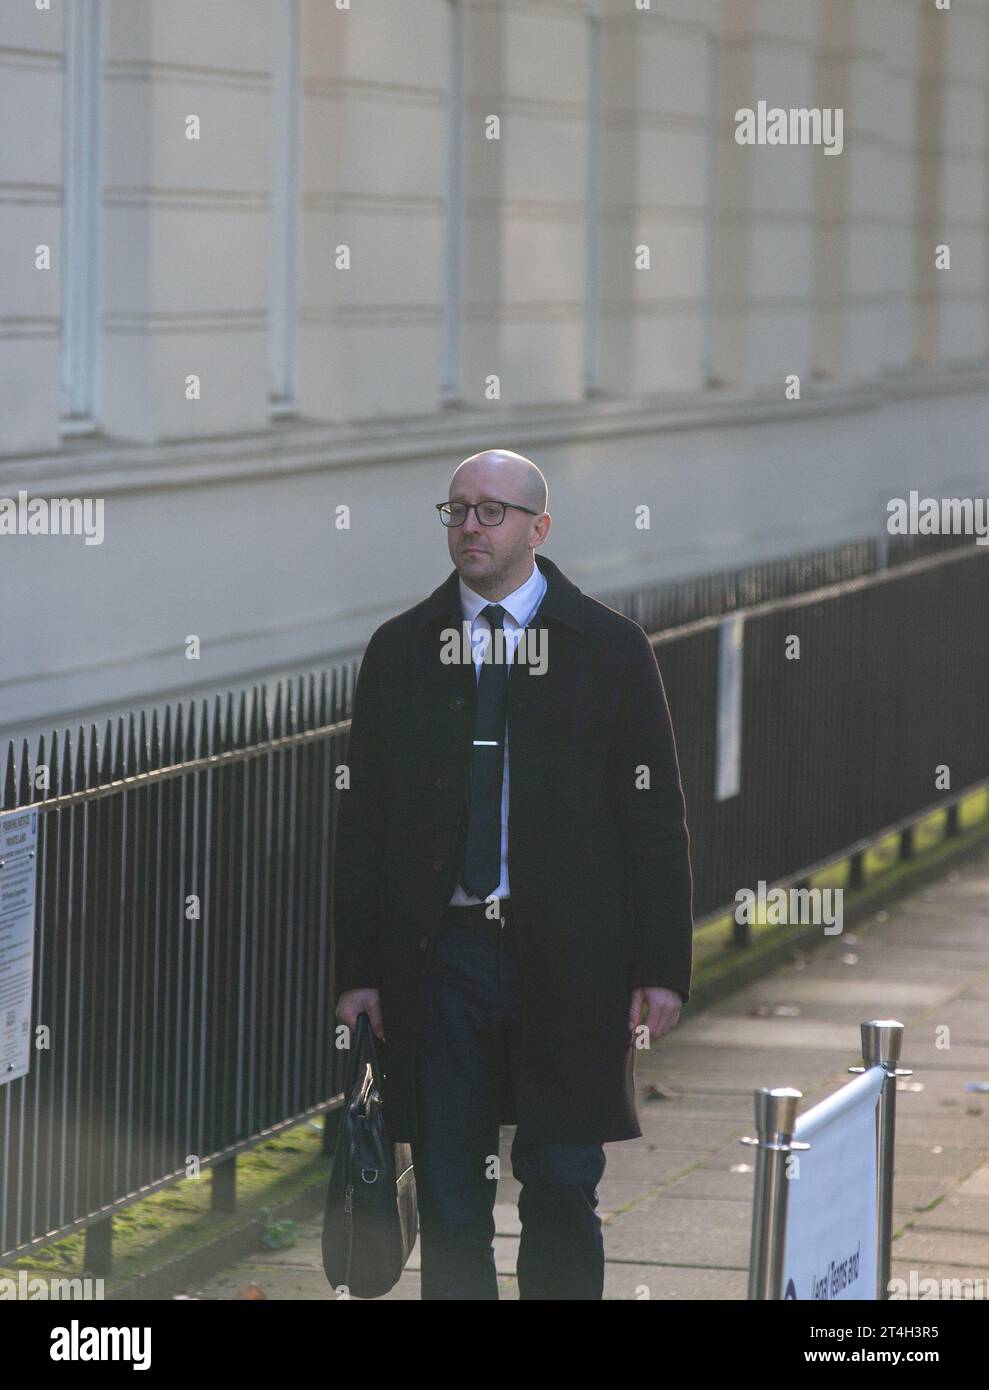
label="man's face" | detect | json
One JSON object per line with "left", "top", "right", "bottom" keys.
{"left": 445, "top": 476, "right": 534, "bottom": 587}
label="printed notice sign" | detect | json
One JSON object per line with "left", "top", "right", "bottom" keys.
{"left": 715, "top": 612, "right": 744, "bottom": 802}
{"left": 0, "top": 808, "right": 38, "bottom": 1086}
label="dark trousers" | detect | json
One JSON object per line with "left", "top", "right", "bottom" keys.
{"left": 412, "top": 903, "right": 606, "bottom": 1300}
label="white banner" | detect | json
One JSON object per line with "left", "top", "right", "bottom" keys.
{"left": 781, "top": 1066, "right": 884, "bottom": 1300}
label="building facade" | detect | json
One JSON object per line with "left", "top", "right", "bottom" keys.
{"left": 1, "top": 0, "right": 988, "bottom": 740}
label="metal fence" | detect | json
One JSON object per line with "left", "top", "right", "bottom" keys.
{"left": 1, "top": 671, "right": 358, "bottom": 1265}
{"left": 655, "top": 541, "right": 989, "bottom": 918}
{"left": 599, "top": 530, "right": 967, "bottom": 634}
{"left": 1, "top": 540, "right": 987, "bottom": 1265}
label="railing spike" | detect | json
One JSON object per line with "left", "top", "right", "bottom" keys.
{"left": 74, "top": 725, "right": 86, "bottom": 791}
{"left": 87, "top": 724, "right": 99, "bottom": 789}
{"left": 2, "top": 743, "right": 15, "bottom": 809}
{"left": 113, "top": 717, "right": 125, "bottom": 780}
{"left": 160, "top": 704, "right": 172, "bottom": 768}
{"left": 138, "top": 710, "right": 149, "bottom": 774}
{"left": 36, "top": 734, "right": 48, "bottom": 801}
{"left": 198, "top": 699, "right": 210, "bottom": 759}
{"left": 211, "top": 695, "right": 223, "bottom": 753}
{"left": 272, "top": 681, "right": 284, "bottom": 739}
{"left": 61, "top": 728, "right": 74, "bottom": 795}
{"left": 125, "top": 714, "right": 138, "bottom": 778}
{"left": 150, "top": 708, "right": 161, "bottom": 769}
{"left": 236, "top": 691, "right": 247, "bottom": 747}
{"left": 19, "top": 739, "right": 31, "bottom": 806}
{"left": 100, "top": 720, "right": 112, "bottom": 782}
{"left": 223, "top": 690, "right": 234, "bottom": 750}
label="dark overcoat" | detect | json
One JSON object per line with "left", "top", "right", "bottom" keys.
{"left": 331, "top": 552, "right": 694, "bottom": 1145}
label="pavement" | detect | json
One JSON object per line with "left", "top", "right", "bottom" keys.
{"left": 176, "top": 850, "right": 989, "bottom": 1300}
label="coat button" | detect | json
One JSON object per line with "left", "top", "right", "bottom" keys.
{"left": 419, "top": 935, "right": 429, "bottom": 952}
{"left": 449, "top": 695, "right": 465, "bottom": 711}
{"left": 432, "top": 855, "right": 444, "bottom": 871}
{"left": 435, "top": 774, "right": 449, "bottom": 790}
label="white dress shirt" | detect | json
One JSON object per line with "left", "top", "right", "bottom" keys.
{"left": 448, "top": 558, "right": 548, "bottom": 906}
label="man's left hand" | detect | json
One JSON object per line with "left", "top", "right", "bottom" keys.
{"left": 628, "top": 986, "right": 682, "bottom": 1042}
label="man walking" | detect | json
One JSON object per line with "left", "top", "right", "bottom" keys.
{"left": 333, "top": 449, "right": 693, "bottom": 1300}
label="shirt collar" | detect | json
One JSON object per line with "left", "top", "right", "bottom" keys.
{"left": 414, "top": 554, "right": 585, "bottom": 634}
{"left": 458, "top": 558, "right": 547, "bottom": 629}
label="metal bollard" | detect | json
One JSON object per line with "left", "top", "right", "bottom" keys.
{"left": 848, "top": 1019, "right": 910, "bottom": 1300}
{"left": 740, "top": 1087, "right": 810, "bottom": 1299}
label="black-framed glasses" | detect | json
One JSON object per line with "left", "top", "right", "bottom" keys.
{"left": 436, "top": 500, "right": 540, "bottom": 527}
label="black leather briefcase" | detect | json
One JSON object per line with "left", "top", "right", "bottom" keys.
{"left": 321, "top": 1010, "right": 418, "bottom": 1298}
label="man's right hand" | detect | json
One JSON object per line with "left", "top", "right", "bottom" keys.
{"left": 336, "top": 988, "right": 385, "bottom": 1042}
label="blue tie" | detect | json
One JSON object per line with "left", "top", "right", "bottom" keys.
{"left": 461, "top": 603, "right": 509, "bottom": 900}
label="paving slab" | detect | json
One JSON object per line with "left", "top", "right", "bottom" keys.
{"left": 896, "top": 1111, "right": 989, "bottom": 1143}
{"left": 603, "top": 1195, "right": 752, "bottom": 1267}
{"left": 911, "top": 1194, "right": 989, "bottom": 1234}
{"left": 894, "top": 1174, "right": 972, "bottom": 1211}
{"left": 888, "top": 1262, "right": 989, "bottom": 1299}
{"left": 891, "top": 1230, "right": 989, "bottom": 1268}
{"left": 657, "top": 1168, "right": 756, "bottom": 1202}
{"left": 597, "top": 1263, "right": 749, "bottom": 1300}
{"left": 956, "top": 1163, "right": 989, "bottom": 1197}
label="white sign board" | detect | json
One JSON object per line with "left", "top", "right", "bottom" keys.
{"left": 781, "top": 1066, "right": 884, "bottom": 1300}
{"left": 0, "top": 808, "right": 39, "bottom": 1086}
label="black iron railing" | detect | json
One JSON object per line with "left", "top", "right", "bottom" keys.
{"left": 1, "top": 670, "right": 357, "bottom": 1265}
{"left": 654, "top": 542, "right": 989, "bottom": 914}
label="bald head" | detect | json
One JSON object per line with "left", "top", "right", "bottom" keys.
{"left": 451, "top": 450, "right": 547, "bottom": 516}
{"left": 444, "top": 449, "right": 552, "bottom": 600}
